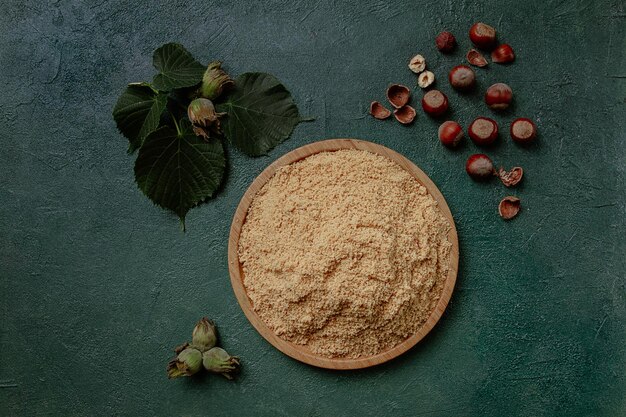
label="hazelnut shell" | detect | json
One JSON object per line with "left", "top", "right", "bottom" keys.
{"left": 393, "top": 105, "right": 416, "bottom": 124}
{"left": 466, "top": 49, "right": 488, "bottom": 67}
{"left": 369, "top": 101, "right": 392, "bottom": 120}
{"left": 498, "top": 167, "right": 524, "bottom": 187}
{"left": 386, "top": 84, "right": 411, "bottom": 109}
{"left": 499, "top": 196, "right": 521, "bottom": 220}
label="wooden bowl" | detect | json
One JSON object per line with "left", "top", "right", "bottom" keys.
{"left": 228, "top": 139, "right": 459, "bottom": 369}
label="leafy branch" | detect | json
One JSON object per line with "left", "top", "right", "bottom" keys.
{"left": 112, "top": 43, "right": 309, "bottom": 228}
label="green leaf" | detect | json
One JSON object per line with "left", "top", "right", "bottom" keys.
{"left": 217, "top": 72, "right": 302, "bottom": 156}
{"left": 112, "top": 84, "right": 168, "bottom": 153}
{"left": 152, "top": 43, "right": 206, "bottom": 91}
{"left": 134, "top": 121, "right": 225, "bottom": 225}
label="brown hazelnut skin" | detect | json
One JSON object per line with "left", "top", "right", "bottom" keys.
{"left": 421, "top": 90, "right": 449, "bottom": 116}
{"left": 468, "top": 117, "right": 499, "bottom": 146}
{"left": 436, "top": 31, "right": 456, "bottom": 52}
{"left": 485, "top": 83, "right": 513, "bottom": 110}
{"left": 438, "top": 121, "right": 464, "bottom": 147}
{"left": 510, "top": 118, "right": 537, "bottom": 143}
{"left": 491, "top": 44, "right": 515, "bottom": 63}
{"left": 469, "top": 22, "right": 497, "bottom": 50}
{"left": 465, "top": 154, "right": 495, "bottom": 180}
{"left": 448, "top": 65, "right": 476, "bottom": 91}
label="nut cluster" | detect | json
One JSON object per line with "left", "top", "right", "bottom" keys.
{"left": 369, "top": 84, "right": 416, "bottom": 124}
{"left": 368, "top": 22, "right": 538, "bottom": 220}
{"left": 166, "top": 317, "right": 240, "bottom": 380}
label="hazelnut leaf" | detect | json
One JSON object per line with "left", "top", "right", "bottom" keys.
{"left": 134, "top": 120, "right": 225, "bottom": 227}
{"left": 112, "top": 84, "right": 168, "bottom": 153}
{"left": 216, "top": 72, "right": 302, "bottom": 156}
{"left": 151, "top": 43, "right": 206, "bottom": 91}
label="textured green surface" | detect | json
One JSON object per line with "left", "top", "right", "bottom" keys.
{"left": 1, "top": 0, "right": 625, "bottom": 416}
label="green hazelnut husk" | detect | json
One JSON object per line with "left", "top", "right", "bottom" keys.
{"left": 167, "top": 347, "right": 203, "bottom": 379}
{"left": 187, "top": 98, "right": 226, "bottom": 138}
{"left": 200, "top": 61, "right": 234, "bottom": 101}
{"left": 202, "top": 347, "right": 240, "bottom": 380}
{"left": 191, "top": 317, "right": 217, "bottom": 352}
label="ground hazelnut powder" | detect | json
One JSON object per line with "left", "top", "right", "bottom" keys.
{"left": 238, "top": 149, "right": 452, "bottom": 358}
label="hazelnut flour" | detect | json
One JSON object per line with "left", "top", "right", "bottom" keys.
{"left": 238, "top": 149, "right": 452, "bottom": 358}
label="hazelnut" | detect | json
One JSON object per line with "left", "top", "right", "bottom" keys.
{"left": 468, "top": 117, "right": 499, "bottom": 145}
{"left": 417, "top": 71, "right": 435, "bottom": 88}
{"left": 408, "top": 54, "right": 426, "bottom": 73}
{"left": 421, "top": 90, "right": 448, "bottom": 116}
{"left": 491, "top": 44, "right": 515, "bottom": 64}
{"left": 435, "top": 32, "right": 456, "bottom": 52}
{"left": 469, "top": 22, "right": 497, "bottom": 50}
{"left": 485, "top": 83, "right": 513, "bottom": 110}
{"left": 510, "top": 118, "right": 537, "bottom": 143}
{"left": 448, "top": 65, "right": 476, "bottom": 91}
{"left": 438, "top": 121, "right": 464, "bottom": 147}
{"left": 466, "top": 154, "right": 495, "bottom": 180}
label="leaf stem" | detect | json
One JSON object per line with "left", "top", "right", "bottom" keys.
{"left": 171, "top": 113, "right": 182, "bottom": 136}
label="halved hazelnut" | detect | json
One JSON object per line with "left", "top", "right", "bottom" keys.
{"left": 498, "top": 167, "right": 523, "bottom": 187}
{"left": 394, "top": 105, "right": 416, "bottom": 124}
{"left": 408, "top": 54, "right": 426, "bottom": 73}
{"left": 418, "top": 71, "right": 435, "bottom": 88}
{"left": 369, "top": 101, "right": 392, "bottom": 120}
{"left": 386, "top": 84, "right": 411, "bottom": 108}
{"left": 466, "top": 49, "right": 488, "bottom": 67}
{"left": 499, "top": 196, "right": 521, "bottom": 220}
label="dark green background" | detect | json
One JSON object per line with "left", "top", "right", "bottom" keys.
{"left": 1, "top": 0, "right": 625, "bottom": 415}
